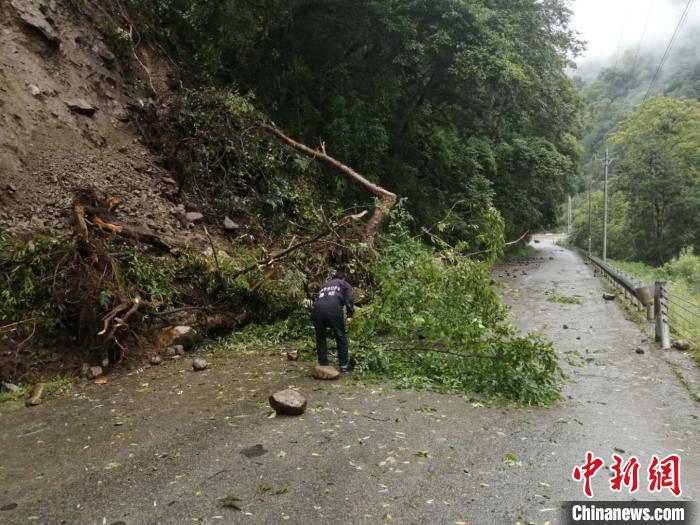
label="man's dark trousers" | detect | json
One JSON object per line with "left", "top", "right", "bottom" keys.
{"left": 312, "top": 309, "right": 348, "bottom": 367}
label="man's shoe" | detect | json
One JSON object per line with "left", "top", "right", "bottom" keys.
{"left": 339, "top": 365, "right": 351, "bottom": 373}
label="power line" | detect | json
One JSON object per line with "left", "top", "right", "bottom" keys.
{"left": 631, "top": 0, "right": 653, "bottom": 73}
{"left": 643, "top": 0, "right": 695, "bottom": 102}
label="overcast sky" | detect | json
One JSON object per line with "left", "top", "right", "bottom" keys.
{"left": 571, "top": 0, "right": 700, "bottom": 75}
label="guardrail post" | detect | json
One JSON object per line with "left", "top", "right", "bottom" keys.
{"left": 654, "top": 282, "right": 671, "bottom": 349}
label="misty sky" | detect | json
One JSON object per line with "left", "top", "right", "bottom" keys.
{"left": 571, "top": 0, "right": 700, "bottom": 76}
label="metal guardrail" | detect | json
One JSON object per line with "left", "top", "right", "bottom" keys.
{"left": 588, "top": 255, "right": 699, "bottom": 351}
{"left": 588, "top": 255, "right": 670, "bottom": 348}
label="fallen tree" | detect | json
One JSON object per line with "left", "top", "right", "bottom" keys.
{"left": 259, "top": 123, "right": 397, "bottom": 240}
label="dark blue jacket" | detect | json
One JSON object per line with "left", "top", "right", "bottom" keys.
{"left": 313, "top": 278, "right": 354, "bottom": 316}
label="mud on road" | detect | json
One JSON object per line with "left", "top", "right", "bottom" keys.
{"left": 1, "top": 235, "right": 698, "bottom": 525}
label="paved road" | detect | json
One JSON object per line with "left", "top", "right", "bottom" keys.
{"left": 1, "top": 235, "right": 698, "bottom": 525}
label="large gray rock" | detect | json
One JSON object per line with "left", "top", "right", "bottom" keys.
{"left": 223, "top": 216, "right": 240, "bottom": 231}
{"left": 185, "top": 212, "right": 204, "bottom": 224}
{"left": 11, "top": 0, "right": 60, "bottom": 45}
{"left": 269, "top": 389, "right": 307, "bottom": 415}
{"left": 86, "top": 366, "right": 103, "bottom": 380}
{"left": 311, "top": 365, "right": 340, "bottom": 380}
{"left": 1, "top": 382, "right": 20, "bottom": 393}
{"left": 66, "top": 99, "right": 97, "bottom": 117}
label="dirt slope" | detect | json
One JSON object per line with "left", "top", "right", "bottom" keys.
{"left": 0, "top": 0, "right": 189, "bottom": 243}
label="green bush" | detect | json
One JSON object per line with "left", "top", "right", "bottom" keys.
{"left": 350, "top": 222, "right": 562, "bottom": 405}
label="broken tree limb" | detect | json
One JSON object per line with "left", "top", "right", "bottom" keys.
{"left": 462, "top": 230, "right": 530, "bottom": 259}
{"left": 231, "top": 211, "right": 367, "bottom": 279}
{"left": 259, "top": 123, "right": 396, "bottom": 239}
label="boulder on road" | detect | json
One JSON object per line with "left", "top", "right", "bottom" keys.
{"left": 602, "top": 293, "right": 617, "bottom": 301}
{"left": 269, "top": 389, "right": 307, "bottom": 415}
{"left": 311, "top": 365, "right": 340, "bottom": 380}
{"left": 192, "top": 358, "right": 208, "bottom": 371}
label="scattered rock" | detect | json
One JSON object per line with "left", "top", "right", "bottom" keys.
{"left": 149, "top": 355, "right": 163, "bottom": 366}
{"left": 79, "top": 362, "right": 90, "bottom": 379}
{"left": 6, "top": 183, "right": 17, "bottom": 193}
{"left": 192, "top": 358, "right": 208, "bottom": 371}
{"left": 286, "top": 350, "right": 298, "bottom": 361}
{"left": 163, "top": 347, "right": 177, "bottom": 357}
{"left": 602, "top": 293, "right": 616, "bottom": 301}
{"left": 185, "top": 212, "right": 204, "bottom": 224}
{"left": 533, "top": 239, "right": 540, "bottom": 244}
{"left": 111, "top": 106, "right": 130, "bottom": 122}
{"left": 311, "top": 365, "right": 340, "bottom": 380}
{"left": 223, "top": 216, "right": 240, "bottom": 231}
{"left": 28, "top": 84, "right": 42, "bottom": 97}
{"left": 66, "top": 99, "right": 97, "bottom": 117}
{"left": 25, "top": 383, "right": 45, "bottom": 407}
{"left": 269, "top": 389, "right": 307, "bottom": 415}
{"left": 1, "top": 382, "right": 20, "bottom": 393}
{"left": 563, "top": 324, "right": 569, "bottom": 330}
{"left": 157, "top": 325, "right": 198, "bottom": 351}
{"left": 672, "top": 340, "right": 691, "bottom": 351}
{"left": 11, "top": 0, "right": 60, "bottom": 45}
{"left": 240, "top": 444, "right": 268, "bottom": 458}
{"left": 548, "top": 256, "right": 554, "bottom": 260}
{"left": 173, "top": 344, "right": 186, "bottom": 356}
{"left": 0, "top": 503, "right": 18, "bottom": 511}
{"left": 86, "top": 366, "right": 103, "bottom": 380}
{"left": 635, "top": 348, "right": 645, "bottom": 355}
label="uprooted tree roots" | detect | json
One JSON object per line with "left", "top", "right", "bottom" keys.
{"left": 70, "top": 188, "right": 170, "bottom": 361}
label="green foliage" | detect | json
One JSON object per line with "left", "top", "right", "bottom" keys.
{"left": 545, "top": 291, "right": 582, "bottom": 305}
{"left": 610, "top": 97, "right": 699, "bottom": 264}
{"left": 0, "top": 235, "right": 74, "bottom": 337}
{"left": 122, "top": 0, "right": 585, "bottom": 241}
{"left": 349, "top": 221, "right": 563, "bottom": 405}
{"left": 153, "top": 88, "right": 322, "bottom": 234}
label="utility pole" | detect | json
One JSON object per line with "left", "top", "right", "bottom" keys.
{"left": 595, "top": 145, "right": 616, "bottom": 262}
{"left": 587, "top": 175, "right": 592, "bottom": 256}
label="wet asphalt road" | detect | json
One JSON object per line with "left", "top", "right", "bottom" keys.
{"left": 1, "top": 235, "right": 698, "bottom": 525}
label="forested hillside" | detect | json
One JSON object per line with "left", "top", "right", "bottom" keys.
{"left": 1, "top": 0, "right": 585, "bottom": 403}
{"left": 570, "top": 18, "right": 700, "bottom": 265}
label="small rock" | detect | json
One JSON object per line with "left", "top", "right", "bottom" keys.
{"left": 672, "top": 340, "right": 691, "bottom": 351}
{"left": 635, "top": 348, "right": 645, "bottom": 355}
{"left": 602, "top": 293, "right": 616, "bottom": 301}
{"left": 269, "top": 389, "right": 307, "bottom": 415}
{"left": 101, "top": 357, "right": 110, "bottom": 368}
{"left": 185, "top": 212, "right": 204, "bottom": 224}
{"left": 1, "top": 382, "right": 20, "bottom": 393}
{"left": 111, "top": 106, "right": 130, "bottom": 122}
{"left": 223, "top": 216, "right": 240, "bottom": 231}
{"left": 286, "top": 350, "right": 298, "bottom": 361}
{"left": 162, "top": 177, "right": 176, "bottom": 186}
{"left": 192, "top": 358, "right": 208, "bottom": 371}
{"left": 80, "top": 362, "right": 90, "bottom": 379}
{"left": 28, "top": 84, "right": 42, "bottom": 96}
{"left": 25, "top": 383, "right": 45, "bottom": 407}
{"left": 149, "top": 355, "right": 163, "bottom": 366}
{"left": 86, "top": 366, "right": 103, "bottom": 380}
{"left": 173, "top": 344, "right": 186, "bottom": 356}
{"left": 240, "top": 444, "right": 268, "bottom": 458}
{"left": 549, "top": 256, "right": 554, "bottom": 260}
{"left": 563, "top": 324, "right": 569, "bottom": 329}
{"left": 66, "top": 99, "right": 97, "bottom": 117}
{"left": 6, "top": 183, "right": 17, "bottom": 193}
{"left": 163, "top": 347, "right": 177, "bottom": 357}
{"left": 311, "top": 365, "right": 340, "bottom": 380}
